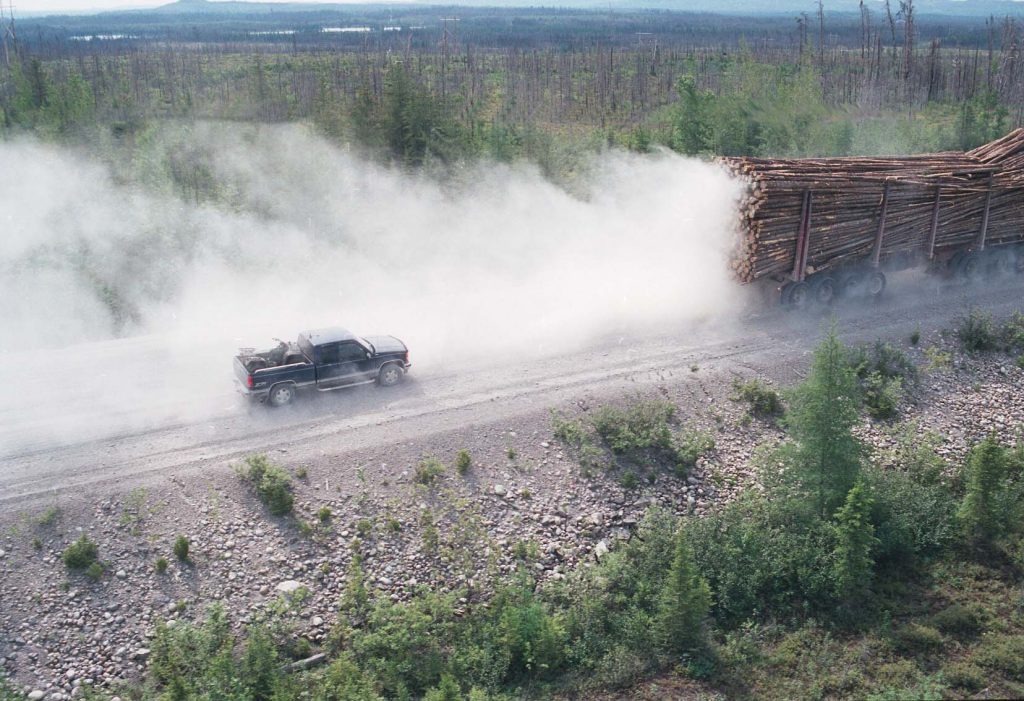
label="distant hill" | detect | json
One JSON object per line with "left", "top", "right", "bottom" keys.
{"left": 147, "top": 0, "right": 1024, "bottom": 18}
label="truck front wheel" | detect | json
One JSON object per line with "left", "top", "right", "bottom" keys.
{"left": 268, "top": 383, "right": 295, "bottom": 407}
{"left": 378, "top": 364, "right": 404, "bottom": 387}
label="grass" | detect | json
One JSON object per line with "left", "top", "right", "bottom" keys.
{"left": 317, "top": 506, "right": 333, "bottom": 523}
{"left": 156, "top": 557, "right": 168, "bottom": 574}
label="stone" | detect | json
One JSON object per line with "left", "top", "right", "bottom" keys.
{"left": 276, "top": 580, "right": 305, "bottom": 594}
{"left": 594, "top": 541, "right": 609, "bottom": 561}
{"left": 492, "top": 484, "right": 508, "bottom": 497}
{"left": 28, "top": 692, "right": 46, "bottom": 701}
{"left": 116, "top": 570, "right": 127, "bottom": 580}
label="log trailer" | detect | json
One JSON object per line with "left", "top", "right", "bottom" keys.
{"left": 721, "top": 129, "right": 1024, "bottom": 306}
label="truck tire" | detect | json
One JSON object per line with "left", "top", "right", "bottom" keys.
{"left": 378, "top": 364, "right": 403, "bottom": 387}
{"left": 783, "top": 281, "right": 809, "bottom": 309}
{"left": 268, "top": 383, "right": 295, "bottom": 407}
{"left": 957, "top": 251, "right": 984, "bottom": 282}
{"left": 837, "top": 270, "right": 866, "bottom": 299}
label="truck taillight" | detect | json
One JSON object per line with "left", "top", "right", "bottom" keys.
{"left": 247, "top": 375, "right": 254, "bottom": 389}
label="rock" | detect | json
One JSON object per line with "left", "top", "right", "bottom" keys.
{"left": 0, "top": 549, "right": 5, "bottom": 558}
{"left": 130, "top": 648, "right": 150, "bottom": 661}
{"left": 28, "top": 691, "right": 46, "bottom": 701}
{"left": 311, "top": 616, "right": 324, "bottom": 627}
{"left": 594, "top": 541, "right": 609, "bottom": 561}
{"left": 492, "top": 484, "right": 508, "bottom": 497}
{"left": 276, "top": 580, "right": 305, "bottom": 594}
{"left": 116, "top": 570, "right": 127, "bottom": 580}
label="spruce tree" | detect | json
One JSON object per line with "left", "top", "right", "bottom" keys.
{"left": 784, "top": 325, "right": 864, "bottom": 517}
{"left": 656, "top": 524, "right": 711, "bottom": 655}
{"left": 958, "top": 435, "right": 1008, "bottom": 544}
{"left": 833, "top": 480, "right": 878, "bottom": 602}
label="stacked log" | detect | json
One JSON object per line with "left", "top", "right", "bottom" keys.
{"left": 723, "top": 130, "right": 1024, "bottom": 283}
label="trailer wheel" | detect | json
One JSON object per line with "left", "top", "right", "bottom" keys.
{"left": 809, "top": 276, "right": 836, "bottom": 306}
{"left": 268, "top": 383, "right": 295, "bottom": 407}
{"left": 867, "top": 271, "right": 886, "bottom": 299}
{"left": 957, "top": 252, "right": 984, "bottom": 282}
{"left": 786, "top": 281, "right": 809, "bottom": 308}
{"left": 992, "top": 249, "right": 1015, "bottom": 278}
{"left": 838, "top": 271, "right": 866, "bottom": 299}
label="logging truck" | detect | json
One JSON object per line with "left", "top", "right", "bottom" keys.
{"left": 723, "top": 129, "right": 1024, "bottom": 307}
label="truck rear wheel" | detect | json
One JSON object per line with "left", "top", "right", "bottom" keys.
{"left": 809, "top": 276, "right": 836, "bottom": 306}
{"left": 378, "top": 364, "right": 403, "bottom": 387}
{"left": 268, "top": 383, "right": 295, "bottom": 407}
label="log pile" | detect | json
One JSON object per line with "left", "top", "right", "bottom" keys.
{"left": 723, "top": 130, "right": 1024, "bottom": 283}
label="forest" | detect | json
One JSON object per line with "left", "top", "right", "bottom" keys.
{"left": 1, "top": 2, "right": 1023, "bottom": 179}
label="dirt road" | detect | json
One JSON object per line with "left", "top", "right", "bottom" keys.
{"left": 2, "top": 273, "right": 1022, "bottom": 514}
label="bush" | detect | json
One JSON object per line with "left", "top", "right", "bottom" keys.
{"left": 958, "top": 435, "right": 1010, "bottom": 543}
{"left": 1001, "top": 311, "right": 1024, "bottom": 352}
{"left": 243, "top": 454, "right": 295, "bottom": 516}
{"left": 318, "top": 506, "right": 333, "bottom": 523}
{"left": 551, "top": 412, "right": 589, "bottom": 448}
{"left": 958, "top": 308, "right": 999, "bottom": 353}
{"left": 591, "top": 400, "right": 675, "bottom": 457}
{"left": 62, "top": 535, "right": 98, "bottom": 570}
{"left": 867, "top": 467, "right": 958, "bottom": 563}
{"left": 849, "top": 341, "right": 918, "bottom": 385}
{"left": 942, "top": 661, "right": 986, "bottom": 692}
{"left": 85, "top": 561, "right": 106, "bottom": 581}
{"left": 173, "top": 535, "right": 190, "bottom": 562}
{"left": 415, "top": 457, "right": 446, "bottom": 485}
{"left": 455, "top": 450, "right": 472, "bottom": 475}
{"left": 929, "top": 603, "right": 985, "bottom": 638}
{"left": 972, "top": 633, "right": 1024, "bottom": 681}
{"left": 890, "top": 623, "right": 943, "bottom": 656}
{"left": 862, "top": 372, "right": 902, "bottom": 420}
{"left": 675, "top": 429, "right": 715, "bottom": 476}
{"left": 619, "top": 470, "right": 639, "bottom": 490}
{"left": 731, "top": 378, "right": 784, "bottom": 418}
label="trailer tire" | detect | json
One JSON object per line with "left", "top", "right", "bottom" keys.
{"left": 867, "top": 271, "right": 886, "bottom": 299}
{"left": 992, "top": 249, "right": 1015, "bottom": 278}
{"left": 957, "top": 251, "right": 984, "bottom": 282}
{"left": 838, "top": 271, "right": 866, "bottom": 299}
{"left": 809, "top": 276, "right": 836, "bottom": 306}
{"left": 268, "top": 383, "right": 295, "bottom": 407}
{"left": 786, "top": 281, "right": 809, "bottom": 309}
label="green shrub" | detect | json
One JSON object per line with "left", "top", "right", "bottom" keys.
{"left": 909, "top": 329, "right": 921, "bottom": 346}
{"left": 155, "top": 557, "right": 168, "bottom": 574}
{"left": 973, "top": 633, "right": 1024, "bottom": 680}
{"left": 862, "top": 372, "right": 902, "bottom": 420}
{"left": 506, "top": 446, "right": 517, "bottom": 460}
{"left": 456, "top": 450, "right": 472, "bottom": 475}
{"left": 415, "top": 457, "right": 446, "bottom": 485}
{"left": 942, "top": 661, "right": 986, "bottom": 692}
{"left": 551, "top": 411, "right": 589, "bottom": 448}
{"left": 85, "top": 561, "right": 106, "bottom": 581}
{"left": 1001, "top": 311, "right": 1024, "bottom": 352}
{"left": 173, "top": 535, "right": 190, "bottom": 562}
{"left": 591, "top": 400, "right": 675, "bottom": 457}
{"left": 958, "top": 308, "right": 999, "bottom": 353}
{"left": 890, "top": 623, "right": 943, "bottom": 656}
{"left": 36, "top": 506, "right": 60, "bottom": 527}
{"left": 299, "top": 520, "right": 315, "bottom": 538}
{"left": 731, "top": 378, "right": 784, "bottom": 418}
{"left": 849, "top": 340, "right": 918, "bottom": 384}
{"left": 512, "top": 539, "right": 540, "bottom": 562}
{"left": 318, "top": 506, "right": 333, "bottom": 523}
{"left": 867, "top": 467, "right": 958, "bottom": 563}
{"left": 675, "top": 429, "right": 715, "bottom": 475}
{"left": 929, "top": 603, "right": 985, "bottom": 638}
{"left": 958, "top": 435, "right": 1010, "bottom": 543}
{"left": 242, "top": 454, "right": 295, "bottom": 516}
{"left": 656, "top": 525, "right": 711, "bottom": 654}
{"left": 619, "top": 470, "right": 639, "bottom": 489}
{"left": 62, "top": 535, "right": 98, "bottom": 570}
{"left": 593, "top": 644, "right": 650, "bottom": 690}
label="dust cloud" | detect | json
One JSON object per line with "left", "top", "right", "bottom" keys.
{"left": 0, "top": 124, "right": 743, "bottom": 453}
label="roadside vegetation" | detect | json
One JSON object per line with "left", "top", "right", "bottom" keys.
{"left": 88, "top": 324, "right": 1024, "bottom": 700}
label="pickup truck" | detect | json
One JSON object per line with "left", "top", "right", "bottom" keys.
{"left": 233, "top": 327, "right": 411, "bottom": 407}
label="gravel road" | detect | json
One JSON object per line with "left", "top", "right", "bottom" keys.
{"left": 2, "top": 272, "right": 1022, "bottom": 514}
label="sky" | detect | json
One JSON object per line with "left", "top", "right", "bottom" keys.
{"left": 11, "top": 0, "right": 370, "bottom": 15}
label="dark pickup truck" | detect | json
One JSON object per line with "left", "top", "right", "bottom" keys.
{"left": 234, "top": 327, "right": 411, "bottom": 407}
